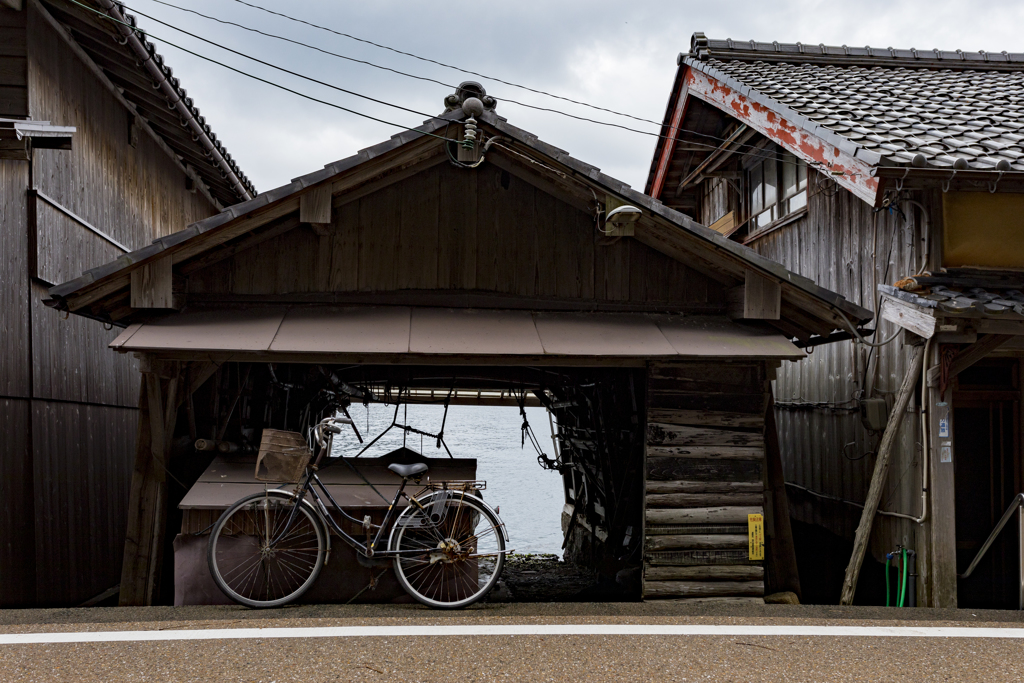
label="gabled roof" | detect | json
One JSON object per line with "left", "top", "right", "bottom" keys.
{"left": 46, "top": 96, "right": 873, "bottom": 345}
{"left": 40, "top": 0, "right": 255, "bottom": 206}
{"left": 649, "top": 33, "right": 1024, "bottom": 204}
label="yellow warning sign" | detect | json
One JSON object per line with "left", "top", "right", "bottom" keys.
{"left": 748, "top": 513, "right": 764, "bottom": 561}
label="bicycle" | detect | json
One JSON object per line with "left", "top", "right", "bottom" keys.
{"left": 207, "top": 416, "right": 509, "bottom": 609}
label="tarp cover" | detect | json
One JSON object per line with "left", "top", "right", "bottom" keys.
{"left": 111, "top": 306, "right": 804, "bottom": 359}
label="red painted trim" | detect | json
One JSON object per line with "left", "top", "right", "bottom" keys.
{"left": 687, "top": 69, "right": 880, "bottom": 206}
{"left": 649, "top": 67, "right": 691, "bottom": 200}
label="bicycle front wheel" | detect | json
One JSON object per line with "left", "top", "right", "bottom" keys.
{"left": 207, "top": 490, "right": 327, "bottom": 608}
{"left": 391, "top": 492, "right": 505, "bottom": 609}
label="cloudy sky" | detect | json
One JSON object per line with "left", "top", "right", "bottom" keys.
{"left": 121, "top": 0, "right": 1023, "bottom": 195}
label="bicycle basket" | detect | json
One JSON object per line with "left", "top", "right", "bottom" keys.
{"left": 255, "top": 429, "right": 311, "bottom": 483}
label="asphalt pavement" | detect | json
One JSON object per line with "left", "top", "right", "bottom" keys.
{"left": 1, "top": 602, "right": 1023, "bottom": 682}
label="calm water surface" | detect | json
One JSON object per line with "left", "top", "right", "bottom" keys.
{"left": 330, "top": 403, "right": 565, "bottom": 555}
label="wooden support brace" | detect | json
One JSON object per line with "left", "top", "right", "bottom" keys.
{"left": 728, "top": 271, "right": 781, "bottom": 320}
{"left": 840, "top": 345, "right": 924, "bottom": 605}
{"left": 300, "top": 183, "right": 332, "bottom": 233}
{"left": 926, "top": 334, "right": 1014, "bottom": 387}
{"left": 130, "top": 255, "right": 176, "bottom": 309}
{"left": 763, "top": 389, "right": 801, "bottom": 599}
{"left": 119, "top": 366, "right": 182, "bottom": 606}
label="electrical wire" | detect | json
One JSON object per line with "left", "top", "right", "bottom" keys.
{"left": 114, "top": 3, "right": 457, "bottom": 126}
{"left": 64, "top": 0, "right": 460, "bottom": 143}
{"left": 226, "top": 0, "right": 664, "bottom": 127}
{"left": 132, "top": 0, "right": 839, "bottom": 170}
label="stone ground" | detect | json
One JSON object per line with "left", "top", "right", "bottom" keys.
{"left": 2, "top": 602, "right": 1023, "bottom": 682}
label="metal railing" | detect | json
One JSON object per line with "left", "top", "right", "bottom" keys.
{"left": 958, "top": 493, "right": 1024, "bottom": 610}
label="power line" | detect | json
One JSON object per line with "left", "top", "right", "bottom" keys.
{"left": 75, "top": 0, "right": 842, "bottom": 179}
{"left": 63, "top": 0, "right": 459, "bottom": 142}
{"left": 133, "top": 0, "right": 675, "bottom": 142}
{"left": 126, "top": 0, "right": 823, "bottom": 167}
{"left": 226, "top": 0, "right": 664, "bottom": 128}
{"left": 118, "top": 3, "right": 457, "bottom": 126}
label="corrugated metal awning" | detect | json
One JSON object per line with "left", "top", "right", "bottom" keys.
{"left": 111, "top": 306, "right": 804, "bottom": 360}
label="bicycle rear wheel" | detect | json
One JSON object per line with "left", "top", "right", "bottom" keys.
{"left": 391, "top": 492, "right": 505, "bottom": 609}
{"left": 207, "top": 490, "right": 327, "bottom": 608}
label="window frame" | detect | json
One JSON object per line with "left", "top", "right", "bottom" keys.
{"left": 744, "top": 145, "right": 808, "bottom": 238}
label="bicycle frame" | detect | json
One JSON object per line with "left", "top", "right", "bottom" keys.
{"left": 269, "top": 465, "right": 448, "bottom": 560}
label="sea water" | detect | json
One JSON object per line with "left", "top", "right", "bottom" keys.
{"left": 329, "top": 403, "right": 565, "bottom": 555}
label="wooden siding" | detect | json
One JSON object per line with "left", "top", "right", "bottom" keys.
{"left": 0, "top": 7, "right": 27, "bottom": 118}
{"left": 699, "top": 177, "right": 733, "bottom": 228}
{"left": 189, "top": 163, "right": 719, "bottom": 308}
{"left": 643, "top": 361, "right": 767, "bottom": 601}
{"left": 0, "top": 398, "right": 34, "bottom": 606}
{"left": 749, "top": 174, "right": 926, "bottom": 560}
{"left": 0, "top": 159, "right": 29, "bottom": 397}
{"left": 31, "top": 281, "right": 139, "bottom": 406}
{"left": 31, "top": 399, "right": 137, "bottom": 605}
{"left": 34, "top": 196, "right": 124, "bottom": 286}
{"left": 27, "top": 4, "right": 214, "bottom": 251}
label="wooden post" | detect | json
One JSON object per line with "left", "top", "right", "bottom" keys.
{"left": 928, "top": 380, "right": 958, "bottom": 607}
{"left": 119, "top": 362, "right": 180, "bottom": 606}
{"left": 763, "top": 388, "right": 801, "bottom": 599}
{"left": 840, "top": 345, "right": 923, "bottom": 605}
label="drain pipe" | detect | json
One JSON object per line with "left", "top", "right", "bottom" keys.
{"left": 95, "top": 0, "right": 253, "bottom": 201}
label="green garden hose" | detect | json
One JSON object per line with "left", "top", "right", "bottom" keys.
{"left": 899, "top": 548, "right": 908, "bottom": 608}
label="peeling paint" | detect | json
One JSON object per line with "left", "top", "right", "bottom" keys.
{"left": 685, "top": 69, "right": 878, "bottom": 205}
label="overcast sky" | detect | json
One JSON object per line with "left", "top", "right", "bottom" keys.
{"left": 123, "top": 0, "right": 1024, "bottom": 195}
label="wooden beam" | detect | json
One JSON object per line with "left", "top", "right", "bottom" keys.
{"left": 840, "top": 345, "right": 924, "bottom": 605}
{"left": 644, "top": 580, "right": 764, "bottom": 598}
{"left": 119, "top": 365, "right": 182, "bottom": 606}
{"left": 645, "top": 565, "right": 763, "bottom": 581}
{"left": 130, "top": 255, "right": 175, "bottom": 309}
{"left": 926, "top": 334, "right": 1014, "bottom": 387}
{"left": 728, "top": 271, "right": 781, "bottom": 320}
{"left": 880, "top": 294, "right": 937, "bottom": 339}
{"left": 647, "top": 506, "right": 763, "bottom": 525}
{"left": 763, "top": 390, "right": 801, "bottom": 599}
{"left": 649, "top": 74, "right": 690, "bottom": 199}
{"left": 300, "top": 183, "right": 332, "bottom": 227}
{"left": 646, "top": 534, "right": 748, "bottom": 551}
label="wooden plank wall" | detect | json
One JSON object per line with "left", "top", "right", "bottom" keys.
{"left": 31, "top": 399, "right": 137, "bottom": 605}
{"left": 189, "top": 163, "right": 720, "bottom": 309}
{"left": 643, "top": 361, "right": 767, "bottom": 602}
{"left": 27, "top": 4, "right": 214, "bottom": 252}
{"left": 0, "top": 6, "right": 27, "bottom": 118}
{"left": 0, "top": 5, "right": 221, "bottom": 606}
{"left": 750, "top": 174, "right": 925, "bottom": 559}
{"left": 699, "top": 177, "right": 733, "bottom": 227}
{"left": 0, "top": 398, "right": 34, "bottom": 605}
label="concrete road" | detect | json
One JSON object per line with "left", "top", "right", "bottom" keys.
{"left": 1, "top": 602, "right": 1023, "bottom": 682}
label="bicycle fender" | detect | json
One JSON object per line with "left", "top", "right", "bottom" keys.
{"left": 269, "top": 488, "right": 332, "bottom": 565}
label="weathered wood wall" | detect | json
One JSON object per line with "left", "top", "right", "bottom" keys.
{"left": 0, "top": 2, "right": 219, "bottom": 606}
{"left": 28, "top": 5, "right": 213, "bottom": 255}
{"left": 188, "top": 162, "right": 721, "bottom": 309}
{"left": 642, "top": 361, "right": 767, "bottom": 602}
{"left": 749, "top": 174, "right": 927, "bottom": 572}
{"left": 0, "top": 7, "right": 27, "bottom": 118}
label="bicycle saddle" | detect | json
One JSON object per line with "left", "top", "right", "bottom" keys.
{"left": 388, "top": 462, "right": 429, "bottom": 478}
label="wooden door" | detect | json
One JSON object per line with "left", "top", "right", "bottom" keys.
{"left": 953, "top": 358, "right": 1022, "bottom": 609}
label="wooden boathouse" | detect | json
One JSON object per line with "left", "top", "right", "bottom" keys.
{"left": 48, "top": 84, "right": 872, "bottom": 605}
{"left": 647, "top": 34, "right": 1024, "bottom": 608}
{"left": 0, "top": 0, "right": 252, "bottom": 607}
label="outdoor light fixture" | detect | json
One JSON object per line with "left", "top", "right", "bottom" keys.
{"left": 604, "top": 204, "right": 641, "bottom": 236}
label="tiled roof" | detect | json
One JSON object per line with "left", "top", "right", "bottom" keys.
{"left": 880, "top": 270, "right": 1024, "bottom": 317}
{"left": 684, "top": 34, "right": 1024, "bottom": 172}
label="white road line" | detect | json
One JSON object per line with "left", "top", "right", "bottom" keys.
{"left": 2, "top": 624, "right": 1024, "bottom": 644}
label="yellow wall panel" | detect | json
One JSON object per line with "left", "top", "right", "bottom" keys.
{"left": 943, "top": 192, "right": 1024, "bottom": 268}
